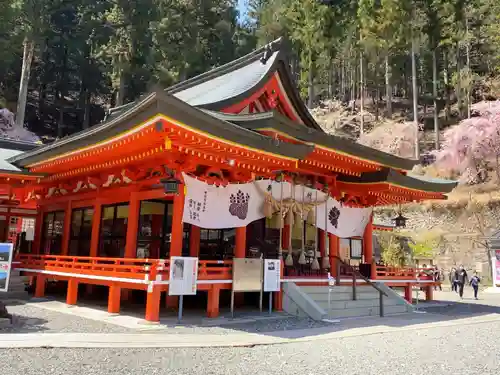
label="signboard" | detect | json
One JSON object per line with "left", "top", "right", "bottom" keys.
{"left": 168, "top": 256, "right": 199, "bottom": 296}
{"left": 233, "top": 258, "right": 263, "bottom": 292}
{"left": 263, "top": 259, "right": 281, "bottom": 292}
{"left": 494, "top": 250, "right": 500, "bottom": 286}
{"left": 0, "top": 243, "right": 14, "bottom": 292}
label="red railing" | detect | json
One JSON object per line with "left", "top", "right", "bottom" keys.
{"left": 16, "top": 254, "right": 232, "bottom": 282}
{"left": 372, "top": 264, "right": 436, "bottom": 281}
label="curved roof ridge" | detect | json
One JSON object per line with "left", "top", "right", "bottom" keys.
{"left": 166, "top": 38, "right": 285, "bottom": 94}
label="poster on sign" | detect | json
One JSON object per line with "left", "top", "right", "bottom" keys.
{"left": 168, "top": 257, "right": 199, "bottom": 296}
{"left": 263, "top": 259, "right": 281, "bottom": 292}
{"left": 0, "top": 243, "right": 14, "bottom": 292}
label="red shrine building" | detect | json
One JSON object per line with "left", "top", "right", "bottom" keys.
{"left": 3, "top": 39, "right": 456, "bottom": 322}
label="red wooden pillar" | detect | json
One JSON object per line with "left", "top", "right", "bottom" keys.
{"left": 207, "top": 284, "right": 221, "bottom": 318}
{"left": 282, "top": 224, "right": 290, "bottom": 250}
{"left": 169, "top": 184, "right": 185, "bottom": 257}
{"left": 328, "top": 233, "right": 339, "bottom": 277}
{"left": 124, "top": 192, "right": 140, "bottom": 259}
{"left": 145, "top": 285, "right": 162, "bottom": 322}
{"left": 33, "top": 209, "right": 44, "bottom": 254}
{"left": 34, "top": 275, "right": 46, "bottom": 298}
{"left": 87, "top": 201, "right": 102, "bottom": 296}
{"left": 189, "top": 225, "right": 201, "bottom": 257}
{"left": 89, "top": 201, "right": 102, "bottom": 257}
{"left": 108, "top": 284, "right": 121, "bottom": 314}
{"left": 167, "top": 183, "right": 185, "bottom": 309}
{"left": 425, "top": 286, "right": 433, "bottom": 301}
{"left": 66, "top": 279, "right": 79, "bottom": 305}
{"left": 235, "top": 227, "right": 246, "bottom": 258}
{"left": 404, "top": 283, "right": 412, "bottom": 303}
{"left": 274, "top": 260, "right": 284, "bottom": 311}
{"left": 61, "top": 201, "right": 72, "bottom": 256}
{"left": 363, "top": 215, "right": 374, "bottom": 264}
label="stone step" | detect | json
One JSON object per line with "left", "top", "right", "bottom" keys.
{"left": 316, "top": 297, "right": 401, "bottom": 310}
{"left": 326, "top": 304, "right": 408, "bottom": 319}
{"left": 305, "top": 291, "right": 382, "bottom": 302}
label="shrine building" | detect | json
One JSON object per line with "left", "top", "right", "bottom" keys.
{"left": 4, "top": 38, "right": 456, "bottom": 322}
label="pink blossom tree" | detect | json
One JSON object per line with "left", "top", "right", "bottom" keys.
{"left": 358, "top": 121, "right": 420, "bottom": 159}
{"left": 434, "top": 101, "right": 500, "bottom": 184}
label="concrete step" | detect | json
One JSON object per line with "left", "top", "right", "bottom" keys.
{"left": 326, "top": 304, "right": 408, "bottom": 319}
{"left": 316, "top": 297, "right": 401, "bottom": 310}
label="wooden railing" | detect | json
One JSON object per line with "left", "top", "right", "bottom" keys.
{"left": 371, "top": 264, "right": 436, "bottom": 281}
{"left": 16, "top": 254, "right": 232, "bottom": 282}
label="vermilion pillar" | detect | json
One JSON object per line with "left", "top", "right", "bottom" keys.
{"left": 61, "top": 201, "right": 72, "bottom": 256}
{"left": 282, "top": 224, "right": 290, "bottom": 250}
{"left": 89, "top": 201, "right": 102, "bottom": 257}
{"left": 189, "top": 225, "right": 201, "bottom": 257}
{"left": 33, "top": 209, "right": 44, "bottom": 254}
{"left": 124, "top": 192, "right": 140, "bottom": 259}
{"left": 235, "top": 227, "right": 246, "bottom": 258}
{"left": 328, "top": 233, "right": 339, "bottom": 277}
{"left": 363, "top": 215, "right": 373, "bottom": 264}
{"left": 167, "top": 184, "right": 185, "bottom": 309}
{"left": 169, "top": 184, "right": 185, "bottom": 257}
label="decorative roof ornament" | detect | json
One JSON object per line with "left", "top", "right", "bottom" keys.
{"left": 260, "top": 43, "right": 274, "bottom": 64}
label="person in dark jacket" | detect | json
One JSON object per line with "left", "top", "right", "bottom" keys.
{"left": 449, "top": 267, "right": 457, "bottom": 292}
{"left": 434, "top": 266, "right": 442, "bottom": 291}
{"left": 456, "top": 265, "right": 468, "bottom": 299}
{"left": 470, "top": 272, "right": 481, "bottom": 300}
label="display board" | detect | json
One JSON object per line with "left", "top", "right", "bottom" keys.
{"left": 0, "top": 243, "right": 14, "bottom": 292}
{"left": 233, "top": 258, "right": 263, "bottom": 292}
{"left": 168, "top": 256, "right": 199, "bottom": 296}
{"left": 263, "top": 259, "right": 281, "bottom": 292}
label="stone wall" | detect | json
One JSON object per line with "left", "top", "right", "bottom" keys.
{"left": 374, "top": 202, "right": 500, "bottom": 276}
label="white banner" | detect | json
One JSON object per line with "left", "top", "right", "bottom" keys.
{"left": 182, "top": 173, "right": 372, "bottom": 237}
{"left": 0, "top": 243, "right": 14, "bottom": 292}
{"left": 316, "top": 197, "right": 372, "bottom": 238}
{"left": 168, "top": 256, "right": 198, "bottom": 296}
{"left": 263, "top": 259, "right": 281, "bottom": 292}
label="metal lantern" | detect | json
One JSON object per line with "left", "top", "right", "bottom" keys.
{"left": 392, "top": 213, "right": 408, "bottom": 228}
{"left": 161, "top": 178, "right": 180, "bottom": 194}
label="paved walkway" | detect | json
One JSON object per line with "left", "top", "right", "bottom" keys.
{"left": 2, "top": 310, "right": 500, "bottom": 348}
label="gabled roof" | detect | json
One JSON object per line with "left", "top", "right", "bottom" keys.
{"left": 105, "top": 38, "right": 322, "bottom": 131}
{"left": 0, "top": 138, "right": 39, "bottom": 175}
{"left": 207, "top": 110, "right": 419, "bottom": 171}
{"left": 8, "top": 91, "right": 313, "bottom": 168}
{"left": 338, "top": 169, "right": 457, "bottom": 194}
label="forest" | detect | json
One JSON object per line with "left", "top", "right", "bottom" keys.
{"left": 0, "top": 0, "right": 500, "bottom": 163}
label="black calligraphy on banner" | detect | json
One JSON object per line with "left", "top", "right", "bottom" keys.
{"left": 188, "top": 195, "right": 206, "bottom": 222}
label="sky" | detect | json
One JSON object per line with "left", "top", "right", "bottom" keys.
{"left": 237, "top": 0, "right": 249, "bottom": 22}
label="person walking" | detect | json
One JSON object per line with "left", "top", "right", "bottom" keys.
{"left": 470, "top": 272, "right": 481, "bottom": 300}
{"left": 456, "top": 265, "right": 468, "bottom": 299}
{"left": 449, "top": 267, "right": 457, "bottom": 292}
{"left": 434, "top": 266, "right": 442, "bottom": 291}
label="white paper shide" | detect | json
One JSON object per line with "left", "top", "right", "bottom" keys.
{"left": 168, "top": 256, "right": 199, "bottom": 296}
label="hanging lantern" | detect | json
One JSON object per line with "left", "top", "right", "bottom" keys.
{"left": 160, "top": 178, "right": 180, "bottom": 195}
{"left": 392, "top": 213, "right": 408, "bottom": 228}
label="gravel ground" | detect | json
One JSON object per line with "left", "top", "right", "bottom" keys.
{"left": 0, "top": 300, "right": 333, "bottom": 334}
{"left": 0, "top": 303, "right": 131, "bottom": 333}
{"left": 1, "top": 318, "right": 499, "bottom": 375}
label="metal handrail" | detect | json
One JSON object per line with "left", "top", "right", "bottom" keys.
{"left": 332, "top": 255, "right": 387, "bottom": 317}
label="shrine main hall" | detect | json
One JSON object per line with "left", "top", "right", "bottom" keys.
{"left": 1, "top": 38, "right": 456, "bottom": 321}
